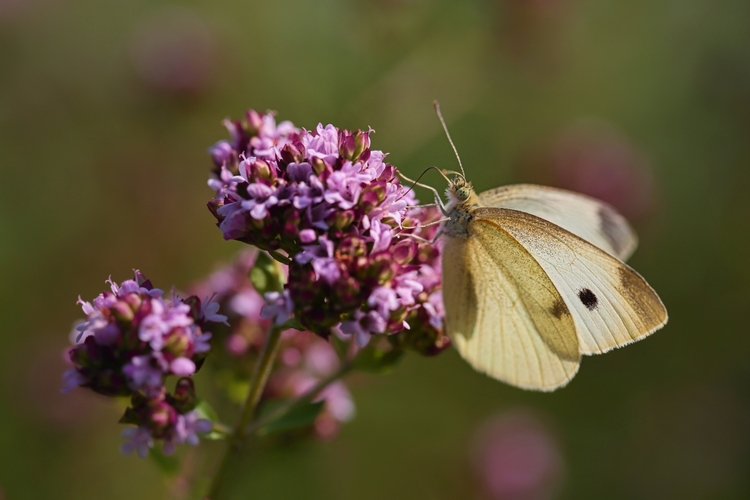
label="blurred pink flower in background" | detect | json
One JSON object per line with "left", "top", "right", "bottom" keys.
{"left": 191, "top": 249, "right": 357, "bottom": 440}
{"left": 129, "top": 8, "right": 219, "bottom": 96}
{"left": 470, "top": 410, "right": 564, "bottom": 500}
{"left": 549, "top": 120, "right": 656, "bottom": 220}
{"left": 518, "top": 119, "right": 657, "bottom": 221}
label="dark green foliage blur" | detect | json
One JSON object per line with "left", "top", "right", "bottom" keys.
{"left": 2, "top": 0, "right": 750, "bottom": 498}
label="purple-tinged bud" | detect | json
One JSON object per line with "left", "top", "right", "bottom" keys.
{"left": 359, "top": 190, "right": 380, "bottom": 214}
{"left": 353, "top": 129, "right": 370, "bottom": 161}
{"left": 359, "top": 183, "right": 386, "bottom": 213}
{"left": 148, "top": 399, "right": 178, "bottom": 433}
{"left": 244, "top": 109, "right": 264, "bottom": 136}
{"left": 280, "top": 143, "right": 305, "bottom": 165}
{"left": 250, "top": 159, "right": 273, "bottom": 181}
{"left": 311, "top": 157, "right": 327, "bottom": 175}
{"left": 326, "top": 209, "right": 355, "bottom": 231}
{"left": 339, "top": 130, "right": 357, "bottom": 160}
{"left": 171, "top": 377, "right": 198, "bottom": 413}
{"left": 377, "top": 164, "right": 396, "bottom": 182}
{"left": 163, "top": 329, "right": 191, "bottom": 357}
{"left": 110, "top": 301, "right": 134, "bottom": 322}
{"left": 123, "top": 292, "right": 143, "bottom": 310}
{"left": 392, "top": 240, "right": 417, "bottom": 265}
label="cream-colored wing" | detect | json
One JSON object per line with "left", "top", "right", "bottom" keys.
{"left": 478, "top": 184, "right": 637, "bottom": 261}
{"left": 473, "top": 208, "right": 667, "bottom": 355}
{"left": 442, "top": 225, "right": 580, "bottom": 391}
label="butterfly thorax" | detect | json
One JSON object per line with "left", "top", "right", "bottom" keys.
{"left": 442, "top": 178, "right": 481, "bottom": 239}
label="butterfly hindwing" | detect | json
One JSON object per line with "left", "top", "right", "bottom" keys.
{"left": 472, "top": 208, "right": 668, "bottom": 355}
{"left": 442, "top": 221, "right": 580, "bottom": 391}
{"left": 478, "top": 184, "right": 638, "bottom": 261}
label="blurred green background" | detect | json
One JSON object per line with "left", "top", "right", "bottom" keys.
{"left": 2, "top": 0, "right": 750, "bottom": 498}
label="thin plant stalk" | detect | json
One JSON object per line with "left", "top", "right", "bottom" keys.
{"left": 205, "top": 325, "right": 283, "bottom": 500}
{"left": 245, "top": 361, "right": 353, "bottom": 435}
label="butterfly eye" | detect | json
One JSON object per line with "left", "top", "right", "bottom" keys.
{"left": 456, "top": 186, "right": 470, "bottom": 201}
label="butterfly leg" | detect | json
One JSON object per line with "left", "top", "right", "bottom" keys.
{"left": 398, "top": 171, "right": 447, "bottom": 214}
{"left": 396, "top": 232, "right": 430, "bottom": 244}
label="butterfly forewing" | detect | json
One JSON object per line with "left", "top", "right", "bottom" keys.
{"left": 443, "top": 221, "right": 580, "bottom": 391}
{"left": 478, "top": 184, "right": 638, "bottom": 261}
{"left": 473, "top": 208, "right": 668, "bottom": 355}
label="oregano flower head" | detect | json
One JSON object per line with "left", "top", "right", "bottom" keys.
{"left": 208, "top": 110, "right": 448, "bottom": 353}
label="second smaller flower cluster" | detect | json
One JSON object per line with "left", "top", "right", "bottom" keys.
{"left": 63, "top": 271, "right": 226, "bottom": 456}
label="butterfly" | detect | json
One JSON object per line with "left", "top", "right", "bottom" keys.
{"left": 425, "top": 103, "right": 668, "bottom": 391}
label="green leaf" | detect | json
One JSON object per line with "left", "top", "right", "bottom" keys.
{"left": 149, "top": 448, "right": 181, "bottom": 476}
{"left": 194, "top": 399, "right": 219, "bottom": 421}
{"left": 278, "top": 316, "right": 304, "bottom": 331}
{"left": 194, "top": 399, "right": 226, "bottom": 441}
{"left": 257, "top": 400, "right": 325, "bottom": 436}
{"left": 249, "top": 251, "right": 284, "bottom": 295}
{"left": 351, "top": 343, "right": 405, "bottom": 374}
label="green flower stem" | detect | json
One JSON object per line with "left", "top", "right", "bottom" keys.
{"left": 211, "top": 422, "right": 233, "bottom": 437}
{"left": 245, "top": 361, "right": 353, "bottom": 436}
{"left": 205, "top": 325, "right": 283, "bottom": 500}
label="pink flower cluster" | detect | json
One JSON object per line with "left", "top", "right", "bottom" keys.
{"left": 192, "top": 250, "right": 355, "bottom": 439}
{"left": 63, "top": 271, "right": 225, "bottom": 456}
{"left": 207, "top": 110, "right": 448, "bottom": 353}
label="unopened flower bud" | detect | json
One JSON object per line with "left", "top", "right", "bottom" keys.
{"left": 244, "top": 109, "right": 264, "bottom": 136}
{"left": 392, "top": 240, "right": 417, "bottom": 265}
{"left": 338, "top": 130, "right": 357, "bottom": 160}
{"left": 280, "top": 143, "right": 305, "bottom": 165}
{"left": 110, "top": 301, "right": 134, "bottom": 322}
{"left": 171, "top": 377, "right": 198, "bottom": 412}
{"left": 148, "top": 399, "right": 177, "bottom": 432}
{"left": 353, "top": 129, "right": 370, "bottom": 161}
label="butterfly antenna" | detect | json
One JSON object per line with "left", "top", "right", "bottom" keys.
{"left": 433, "top": 100, "right": 466, "bottom": 180}
{"left": 397, "top": 168, "right": 432, "bottom": 201}
{"left": 398, "top": 169, "right": 447, "bottom": 213}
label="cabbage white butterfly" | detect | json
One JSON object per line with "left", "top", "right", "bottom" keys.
{"left": 427, "top": 103, "right": 668, "bottom": 391}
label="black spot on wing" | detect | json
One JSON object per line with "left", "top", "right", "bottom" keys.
{"left": 550, "top": 298, "right": 569, "bottom": 319}
{"left": 578, "top": 288, "right": 598, "bottom": 310}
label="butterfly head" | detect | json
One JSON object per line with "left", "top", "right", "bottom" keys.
{"left": 445, "top": 175, "right": 478, "bottom": 209}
